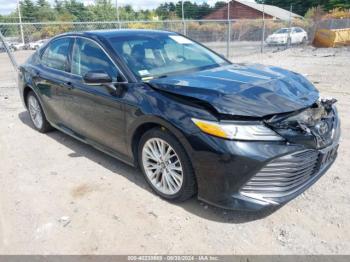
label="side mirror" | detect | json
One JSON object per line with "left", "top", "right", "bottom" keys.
{"left": 218, "top": 53, "right": 227, "bottom": 60}
{"left": 83, "top": 70, "right": 126, "bottom": 97}
{"left": 83, "top": 71, "right": 112, "bottom": 84}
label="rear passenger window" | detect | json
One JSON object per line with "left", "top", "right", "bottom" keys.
{"left": 41, "top": 38, "right": 70, "bottom": 71}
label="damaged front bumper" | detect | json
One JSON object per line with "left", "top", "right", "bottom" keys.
{"left": 185, "top": 100, "right": 340, "bottom": 211}
{"left": 237, "top": 142, "right": 339, "bottom": 209}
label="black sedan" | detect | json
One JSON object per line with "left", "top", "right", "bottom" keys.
{"left": 18, "top": 29, "right": 340, "bottom": 211}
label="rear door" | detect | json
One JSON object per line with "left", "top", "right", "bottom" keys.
{"left": 33, "top": 37, "right": 73, "bottom": 126}
{"left": 63, "top": 37, "right": 128, "bottom": 156}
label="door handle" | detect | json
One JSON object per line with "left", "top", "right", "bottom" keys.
{"left": 34, "top": 70, "right": 40, "bottom": 77}
{"left": 65, "top": 81, "right": 74, "bottom": 90}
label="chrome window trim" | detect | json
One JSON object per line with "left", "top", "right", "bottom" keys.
{"left": 40, "top": 36, "right": 72, "bottom": 73}
{"left": 72, "top": 35, "right": 128, "bottom": 83}
{"left": 84, "top": 81, "right": 128, "bottom": 86}
{"left": 40, "top": 35, "right": 128, "bottom": 83}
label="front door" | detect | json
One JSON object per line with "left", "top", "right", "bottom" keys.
{"left": 63, "top": 37, "right": 128, "bottom": 156}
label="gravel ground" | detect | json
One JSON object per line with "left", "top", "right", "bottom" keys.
{"left": 0, "top": 47, "right": 349, "bottom": 255}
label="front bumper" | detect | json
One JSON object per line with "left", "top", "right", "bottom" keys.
{"left": 184, "top": 116, "right": 340, "bottom": 211}
{"left": 237, "top": 144, "right": 338, "bottom": 209}
{"left": 266, "top": 38, "right": 287, "bottom": 45}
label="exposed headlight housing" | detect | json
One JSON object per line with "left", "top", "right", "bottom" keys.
{"left": 191, "top": 118, "right": 284, "bottom": 141}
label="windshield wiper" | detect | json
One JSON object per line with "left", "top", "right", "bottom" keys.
{"left": 155, "top": 75, "right": 168, "bottom": 79}
{"left": 152, "top": 63, "right": 226, "bottom": 80}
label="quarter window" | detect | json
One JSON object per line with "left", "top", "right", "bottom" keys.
{"left": 71, "top": 38, "right": 119, "bottom": 81}
{"left": 41, "top": 38, "right": 70, "bottom": 71}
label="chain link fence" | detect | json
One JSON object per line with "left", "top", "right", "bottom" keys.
{"left": 316, "top": 18, "right": 350, "bottom": 30}
{"left": 0, "top": 19, "right": 317, "bottom": 55}
{"left": 0, "top": 18, "right": 349, "bottom": 88}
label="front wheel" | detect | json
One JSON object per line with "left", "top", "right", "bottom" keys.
{"left": 138, "top": 128, "right": 197, "bottom": 202}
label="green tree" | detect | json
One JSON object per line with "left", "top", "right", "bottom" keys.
{"left": 197, "top": 2, "right": 212, "bottom": 18}
{"left": 63, "top": 0, "right": 93, "bottom": 21}
{"left": 37, "top": 0, "right": 50, "bottom": 7}
{"left": 325, "top": 0, "right": 350, "bottom": 10}
{"left": 175, "top": 1, "right": 199, "bottom": 19}
{"left": 90, "top": 0, "right": 117, "bottom": 21}
{"left": 174, "top": 1, "right": 219, "bottom": 19}
{"left": 54, "top": 0, "right": 64, "bottom": 13}
{"left": 119, "top": 5, "right": 138, "bottom": 20}
{"left": 20, "top": 0, "right": 37, "bottom": 22}
{"left": 36, "top": 0, "right": 56, "bottom": 21}
{"left": 156, "top": 2, "right": 176, "bottom": 19}
{"left": 214, "top": 1, "right": 227, "bottom": 10}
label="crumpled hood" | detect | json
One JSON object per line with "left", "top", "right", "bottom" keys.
{"left": 149, "top": 64, "right": 319, "bottom": 117}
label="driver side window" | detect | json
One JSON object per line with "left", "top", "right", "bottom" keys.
{"left": 71, "top": 38, "right": 119, "bottom": 81}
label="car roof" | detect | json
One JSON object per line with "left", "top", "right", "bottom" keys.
{"left": 59, "top": 29, "right": 178, "bottom": 39}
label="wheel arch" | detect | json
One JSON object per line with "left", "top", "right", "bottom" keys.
{"left": 23, "top": 85, "right": 34, "bottom": 108}
{"left": 131, "top": 122, "right": 161, "bottom": 167}
{"left": 128, "top": 116, "right": 194, "bottom": 169}
{"left": 22, "top": 84, "right": 50, "bottom": 124}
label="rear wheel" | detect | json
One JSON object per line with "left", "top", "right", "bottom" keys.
{"left": 27, "top": 91, "right": 52, "bottom": 133}
{"left": 138, "top": 128, "right": 196, "bottom": 201}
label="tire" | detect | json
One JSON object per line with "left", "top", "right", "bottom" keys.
{"left": 26, "top": 91, "right": 52, "bottom": 133}
{"left": 138, "top": 127, "right": 197, "bottom": 202}
{"left": 302, "top": 37, "right": 307, "bottom": 45}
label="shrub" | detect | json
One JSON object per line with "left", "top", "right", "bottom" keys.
{"left": 324, "top": 8, "right": 350, "bottom": 19}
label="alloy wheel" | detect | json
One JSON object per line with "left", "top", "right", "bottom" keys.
{"left": 28, "top": 95, "right": 43, "bottom": 129}
{"left": 142, "top": 138, "right": 184, "bottom": 195}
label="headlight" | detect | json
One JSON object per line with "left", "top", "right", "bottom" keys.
{"left": 191, "top": 118, "right": 284, "bottom": 141}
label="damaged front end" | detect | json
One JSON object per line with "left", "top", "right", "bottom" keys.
{"left": 237, "top": 98, "right": 340, "bottom": 208}
{"left": 266, "top": 98, "right": 340, "bottom": 149}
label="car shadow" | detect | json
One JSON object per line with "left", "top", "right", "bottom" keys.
{"left": 19, "top": 111, "right": 279, "bottom": 223}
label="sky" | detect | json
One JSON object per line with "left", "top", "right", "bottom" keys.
{"left": 0, "top": 0, "right": 255, "bottom": 16}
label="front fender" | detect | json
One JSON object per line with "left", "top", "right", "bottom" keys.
{"left": 124, "top": 84, "right": 215, "bottom": 166}
{"left": 126, "top": 114, "right": 196, "bottom": 164}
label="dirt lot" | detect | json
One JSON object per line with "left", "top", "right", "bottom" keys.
{"left": 0, "top": 47, "right": 350, "bottom": 255}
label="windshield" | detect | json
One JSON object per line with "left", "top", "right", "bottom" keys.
{"left": 107, "top": 33, "right": 229, "bottom": 80}
{"left": 275, "top": 28, "right": 291, "bottom": 34}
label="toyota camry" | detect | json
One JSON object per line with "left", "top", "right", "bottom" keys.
{"left": 18, "top": 30, "right": 340, "bottom": 211}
